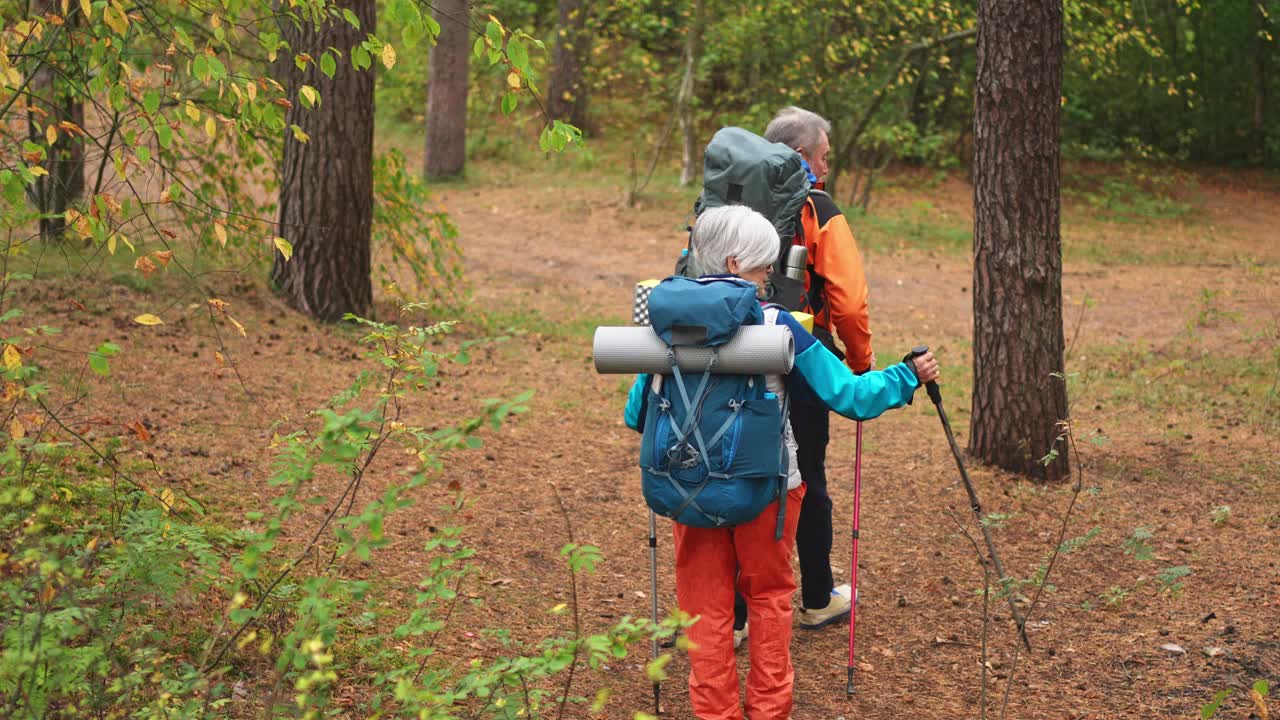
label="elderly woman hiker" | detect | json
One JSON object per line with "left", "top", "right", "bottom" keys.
{"left": 623, "top": 205, "right": 939, "bottom": 720}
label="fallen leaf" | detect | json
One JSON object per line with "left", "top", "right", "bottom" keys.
{"left": 10, "top": 417, "right": 26, "bottom": 439}
{"left": 1160, "top": 643, "right": 1186, "bottom": 655}
{"left": 125, "top": 419, "right": 152, "bottom": 443}
{"left": 134, "top": 313, "right": 164, "bottom": 326}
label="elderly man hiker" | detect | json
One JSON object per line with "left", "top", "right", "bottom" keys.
{"left": 764, "top": 106, "right": 875, "bottom": 632}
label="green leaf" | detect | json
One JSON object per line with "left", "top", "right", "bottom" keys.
{"left": 109, "top": 83, "right": 127, "bottom": 112}
{"left": 506, "top": 37, "right": 529, "bottom": 72}
{"left": 342, "top": 8, "right": 360, "bottom": 29}
{"left": 155, "top": 123, "right": 173, "bottom": 149}
{"left": 352, "top": 45, "right": 371, "bottom": 71}
{"left": 472, "top": 36, "right": 485, "bottom": 59}
{"left": 143, "top": 90, "right": 160, "bottom": 115}
{"left": 500, "top": 93, "right": 517, "bottom": 115}
{"left": 320, "top": 52, "right": 337, "bottom": 78}
{"left": 1254, "top": 680, "right": 1270, "bottom": 698}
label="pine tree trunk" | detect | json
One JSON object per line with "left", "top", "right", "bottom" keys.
{"left": 678, "top": 0, "right": 706, "bottom": 187}
{"left": 546, "top": 0, "right": 591, "bottom": 131}
{"left": 273, "top": 0, "right": 375, "bottom": 322}
{"left": 424, "top": 0, "right": 470, "bottom": 179}
{"left": 969, "top": 0, "right": 1069, "bottom": 482}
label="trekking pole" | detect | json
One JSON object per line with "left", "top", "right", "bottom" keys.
{"left": 845, "top": 420, "right": 864, "bottom": 696}
{"left": 906, "top": 347, "right": 1032, "bottom": 652}
{"left": 648, "top": 510, "right": 661, "bottom": 715}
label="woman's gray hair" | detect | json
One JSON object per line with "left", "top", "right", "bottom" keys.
{"left": 764, "top": 106, "right": 831, "bottom": 152}
{"left": 689, "top": 205, "right": 779, "bottom": 277}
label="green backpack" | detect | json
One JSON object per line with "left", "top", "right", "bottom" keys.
{"left": 678, "top": 127, "right": 812, "bottom": 309}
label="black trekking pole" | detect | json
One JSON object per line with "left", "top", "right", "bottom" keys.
{"left": 648, "top": 510, "right": 661, "bottom": 715}
{"left": 906, "top": 347, "right": 1032, "bottom": 652}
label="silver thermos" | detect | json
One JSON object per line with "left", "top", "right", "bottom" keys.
{"left": 783, "top": 245, "right": 808, "bottom": 281}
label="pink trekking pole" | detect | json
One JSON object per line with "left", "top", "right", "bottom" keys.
{"left": 846, "top": 420, "right": 864, "bottom": 696}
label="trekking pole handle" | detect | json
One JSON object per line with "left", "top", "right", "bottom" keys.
{"left": 905, "top": 345, "right": 942, "bottom": 406}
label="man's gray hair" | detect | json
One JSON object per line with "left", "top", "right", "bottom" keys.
{"left": 690, "top": 206, "right": 779, "bottom": 277}
{"left": 764, "top": 106, "right": 831, "bottom": 152}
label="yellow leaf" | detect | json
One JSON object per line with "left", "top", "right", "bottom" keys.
{"left": 290, "top": 125, "right": 310, "bottom": 143}
{"left": 78, "top": 0, "right": 89, "bottom": 19}
{"left": 2, "top": 344, "right": 21, "bottom": 371}
{"left": 228, "top": 315, "right": 246, "bottom": 337}
{"left": 507, "top": 71, "right": 521, "bottom": 89}
{"left": 46, "top": 125, "right": 57, "bottom": 145}
{"left": 134, "top": 313, "right": 164, "bottom": 326}
{"left": 107, "top": 234, "right": 116, "bottom": 254}
{"left": 159, "top": 488, "right": 174, "bottom": 513}
{"left": 381, "top": 43, "right": 397, "bottom": 69}
{"left": 204, "top": 116, "right": 216, "bottom": 139}
{"left": 184, "top": 100, "right": 200, "bottom": 121}
{"left": 103, "top": 2, "right": 127, "bottom": 34}
{"left": 213, "top": 221, "right": 227, "bottom": 247}
{"left": 27, "top": 165, "right": 48, "bottom": 177}
{"left": 10, "top": 417, "right": 25, "bottom": 440}
{"left": 549, "top": 603, "right": 567, "bottom": 614}
{"left": 273, "top": 237, "right": 292, "bottom": 262}
{"left": 246, "top": 81, "right": 257, "bottom": 102}
{"left": 299, "top": 85, "right": 317, "bottom": 106}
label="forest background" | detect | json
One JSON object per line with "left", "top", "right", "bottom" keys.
{"left": 1, "top": 0, "right": 1278, "bottom": 718}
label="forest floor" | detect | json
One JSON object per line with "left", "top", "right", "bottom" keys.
{"left": 22, "top": 155, "right": 1280, "bottom": 719}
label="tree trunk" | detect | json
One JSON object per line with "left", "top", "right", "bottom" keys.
{"left": 424, "top": 0, "right": 470, "bottom": 179}
{"left": 26, "top": 3, "right": 83, "bottom": 240}
{"left": 546, "top": 0, "right": 591, "bottom": 131}
{"left": 273, "top": 0, "right": 375, "bottom": 322}
{"left": 1254, "top": 0, "right": 1269, "bottom": 164}
{"left": 969, "top": 0, "right": 1069, "bottom": 482}
{"left": 678, "top": 0, "right": 707, "bottom": 187}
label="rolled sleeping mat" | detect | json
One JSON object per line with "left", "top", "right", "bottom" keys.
{"left": 593, "top": 325, "right": 794, "bottom": 375}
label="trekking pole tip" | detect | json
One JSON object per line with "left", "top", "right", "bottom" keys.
{"left": 845, "top": 666, "right": 855, "bottom": 696}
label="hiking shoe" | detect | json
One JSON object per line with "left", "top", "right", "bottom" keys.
{"left": 734, "top": 622, "right": 749, "bottom": 650}
{"left": 798, "top": 584, "right": 853, "bottom": 630}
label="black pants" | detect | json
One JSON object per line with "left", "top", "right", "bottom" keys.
{"left": 791, "top": 404, "right": 835, "bottom": 610}
{"left": 732, "top": 402, "right": 835, "bottom": 630}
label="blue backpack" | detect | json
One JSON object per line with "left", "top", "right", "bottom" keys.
{"left": 639, "top": 276, "right": 791, "bottom": 539}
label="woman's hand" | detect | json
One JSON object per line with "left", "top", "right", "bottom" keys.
{"left": 909, "top": 350, "right": 940, "bottom": 384}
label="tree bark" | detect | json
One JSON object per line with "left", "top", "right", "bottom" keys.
{"left": 969, "top": 0, "right": 1069, "bottom": 481}
{"left": 546, "top": 0, "right": 592, "bottom": 131}
{"left": 424, "top": 0, "right": 470, "bottom": 179}
{"left": 273, "top": 0, "right": 375, "bottom": 322}
{"left": 677, "top": 0, "right": 707, "bottom": 187}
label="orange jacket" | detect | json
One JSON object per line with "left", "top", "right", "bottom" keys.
{"left": 796, "top": 192, "right": 874, "bottom": 372}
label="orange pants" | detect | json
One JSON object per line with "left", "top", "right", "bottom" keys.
{"left": 672, "top": 485, "right": 806, "bottom": 720}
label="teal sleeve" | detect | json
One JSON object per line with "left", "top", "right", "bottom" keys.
{"left": 624, "top": 374, "right": 650, "bottom": 432}
{"left": 793, "top": 343, "right": 920, "bottom": 421}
